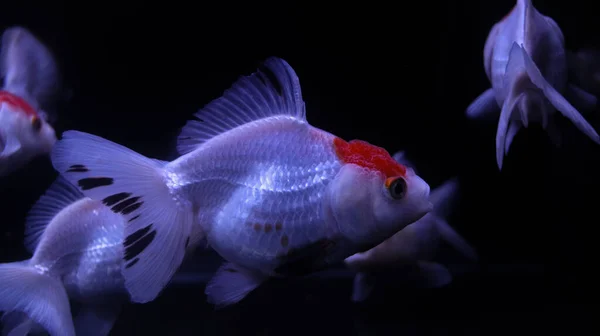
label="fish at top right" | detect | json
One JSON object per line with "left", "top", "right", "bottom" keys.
{"left": 465, "top": 0, "right": 600, "bottom": 170}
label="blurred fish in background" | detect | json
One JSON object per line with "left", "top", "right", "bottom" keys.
{"left": 568, "top": 48, "right": 600, "bottom": 99}
{"left": 0, "top": 26, "right": 61, "bottom": 177}
{"left": 344, "top": 152, "right": 477, "bottom": 302}
{"left": 465, "top": 0, "right": 599, "bottom": 169}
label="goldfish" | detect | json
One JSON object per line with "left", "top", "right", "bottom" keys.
{"left": 0, "top": 26, "right": 60, "bottom": 177}
{"left": 465, "top": 0, "right": 600, "bottom": 169}
{"left": 344, "top": 152, "right": 477, "bottom": 302}
{"left": 50, "top": 57, "right": 433, "bottom": 307}
{"left": 0, "top": 177, "right": 133, "bottom": 336}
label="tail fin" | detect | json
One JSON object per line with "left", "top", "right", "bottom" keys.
{"left": 0, "top": 26, "right": 60, "bottom": 113}
{"left": 516, "top": 42, "right": 600, "bottom": 144}
{"left": 0, "top": 261, "right": 74, "bottom": 336}
{"left": 434, "top": 217, "right": 478, "bottom": 261}
{"left": 50, "top": 130, "right": 195, "bottom": 303}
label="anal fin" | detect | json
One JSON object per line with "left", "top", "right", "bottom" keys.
{"left": 205, "top": 263, "right": 267, "bottom": 308}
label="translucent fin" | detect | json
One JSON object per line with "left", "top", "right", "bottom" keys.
{"left": 496, "top": 90, "right": 522, "bottom": 170}
{"left": 0, "top": 26, "right": 60, "bottom": 110}
{"left": 51, "top": 130, "right": 194, "bottom": 303}
{"left": 1, "top": 311, "right": 44, "bottom": 336}
{"left": 517, "top": 42, "right": 600, "bottom": 144}
{"left": 176, "top": 57, "right": 306, "bottom": 155}
{"left": 0, "top": 133, "right": 20, "bottom": 158}
{"left": 505, "top": 121, "right": 521, "bottom": 155}
{"left": 24, "top": 176, "right": 84, "bottom": 254}
{"left": 434, "top": 217, "right": 478, "bottom": 261}
{"left": 73, "top": 302, "right": 121, "bottom": 336}
{"left": 351, "top": 272, "right": 376, "bottom": 303}
{"left": 391, "top": 151, "right": 418, "bottom": 174}
{"left": 429, "top": 177, "right": 459, "bottom": 219}
{"left": 466, "top": 88, "right": 499, "bottom": 120}
{"left": 565, "top": 84, "right": 597, "bottom": 113}
{"left": 416, "top": 261, "right": 453, "bottom": 288}
{"left": 0, "top": 261, "right": 74, "bottom": 336}
{"left": 205, "top": 262, "right": 266, "bottom": 309}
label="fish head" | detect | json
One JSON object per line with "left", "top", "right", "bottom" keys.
{"left": 1, "top": 101, "right": 57, "bottom": 155}
{"left": 328, "top": 139, "right": 433, "bottom": 248}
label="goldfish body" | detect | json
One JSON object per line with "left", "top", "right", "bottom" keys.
{"left": 465, "top": 0, "right": 599, "bottom": 169}
{"left": 344, "top": 153, "right": 477, "bottom": 302}
{"left": 0, "top": 26, "right": 60, "bottom": 176}
{"left": 0, "top": 177, "right": 131, "bottom": 336}
{"left": 50, "top": 57, "right": 433, "bottom": 307}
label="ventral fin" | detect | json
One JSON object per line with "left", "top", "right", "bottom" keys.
{"left": 176, "top": 57, "right": 306, "bottom": 155}
{"left": 24, "top": 176, "right": 85, "bottom": 254}
{"left": 205, "top": 262, "right": 266, "bottom": 309}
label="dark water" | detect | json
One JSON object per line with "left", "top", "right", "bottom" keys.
{"left": 1, "top": 0, "right": 598, "bottom": 334}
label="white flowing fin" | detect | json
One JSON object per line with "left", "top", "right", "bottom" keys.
{"left": 391, "top": 151, "right": 418, "bottom": 174}
{"left": 51, "top": 130, "right": 194, "bottom": 303}
{"left": 176, "top": 57, "right": 306, "bottom": 155}
{"left": 505, "top": 121, "right": 522, "bottom": 156}
{"left": 429, "top": 177, "right": 459, "bottom": 219}
{"left": 0, "top": 261, "right": 74, "bottom": 336}
{"left": 517, "top": 42, "right": 600, "bottom": 145}
{"left": 433, "top": 217, "right": 478, "bottom": 261}
{"left": 496, "top": 92, "right": 522, "bottom": 170}
{"left": 350, "top": 272, "right": 376, "bottom": 303}
{"left": 466, "top": 88, "right": 499, "bottom": 120}
{"left": 565, "top": 84, "right": 597, "bottom": 113}
{"left": 0, "top": 26, "right": 60, "bottom": 110}
{"left": 24, "top": 176, "right": 84, "bottom": 254}
{"left": 205, "top": 262, "right": 267, "bottom": 309}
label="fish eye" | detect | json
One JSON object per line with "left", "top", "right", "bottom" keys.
{"left": 386, "top": 177, "right": 407, "bottom": 200}
{"left": 31, "top": 116, "right": 42, "bottom": 132}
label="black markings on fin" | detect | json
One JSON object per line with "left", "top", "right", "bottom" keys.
{"left": 258, "top": 63, "right": 283, "bottom": 96}
{"left": 101, "top": 192, "right": 144, "bottom": 216}
{"left": 66, "top": 164, "right": 89, "bottom": 173}
{"left": 124, "top": 224, "right": 157, "bottom": 262}
{"left": 111, "top": 196, "right": 142, "bottom": 214}
{"left": 78, "top": 177, "right": 114, "bottom": 190}
{"left": 102, "top": 192, "right": 132, "bottom": 207}
{"left": 125, "top": 258, "right": 140, "bottom": 269}
{"left": 128, "top": 214, "right": 140, "bottom": 223}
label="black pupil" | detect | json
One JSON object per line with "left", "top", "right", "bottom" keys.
{"left": 393, "top": 179, "right": 404, "bottom": 196}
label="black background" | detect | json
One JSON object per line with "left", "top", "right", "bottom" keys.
{"left": 0, "top": 0, "right": 598, "bottom": 334}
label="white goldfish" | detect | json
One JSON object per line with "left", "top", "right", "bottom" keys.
{"left": 465, "top": 0, "right": 599, "bottom": 169}
{"left": 344, "top": 153, "right": 477, "bottom": 302}
{"left": 50, "top": 57, "right": 433, "bottom": 308}
{"left": 0, "top": 26, "right": 60, "bottom": 176}
{"left": 0, "top": 177, "right": 133, "bottom": 336}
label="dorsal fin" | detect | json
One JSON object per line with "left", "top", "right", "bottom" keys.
{"left": 176, "top": 57, "right": 306, "bottom": 155}
{"left": 24, "top": 175, "right": 85, "bottom": 254}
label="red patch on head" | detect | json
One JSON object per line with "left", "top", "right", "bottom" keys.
{"left": 333, "top": 137, "right": 407, "bottom": 178}
{"left": 0, "top": 90, "right": 37, "bottom": 117}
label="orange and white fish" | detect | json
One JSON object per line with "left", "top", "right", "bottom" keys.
{"left": 465, "top": 0, "right": 599, "bottom": 169}
{"left": 344, "top": 153, "right": 477, "bottom": 302}
{"left": 50, "top": 57, "right": 433, "bottom": 307}
{"left": 0, "top": 26, "right": 60, "bottom": 176}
